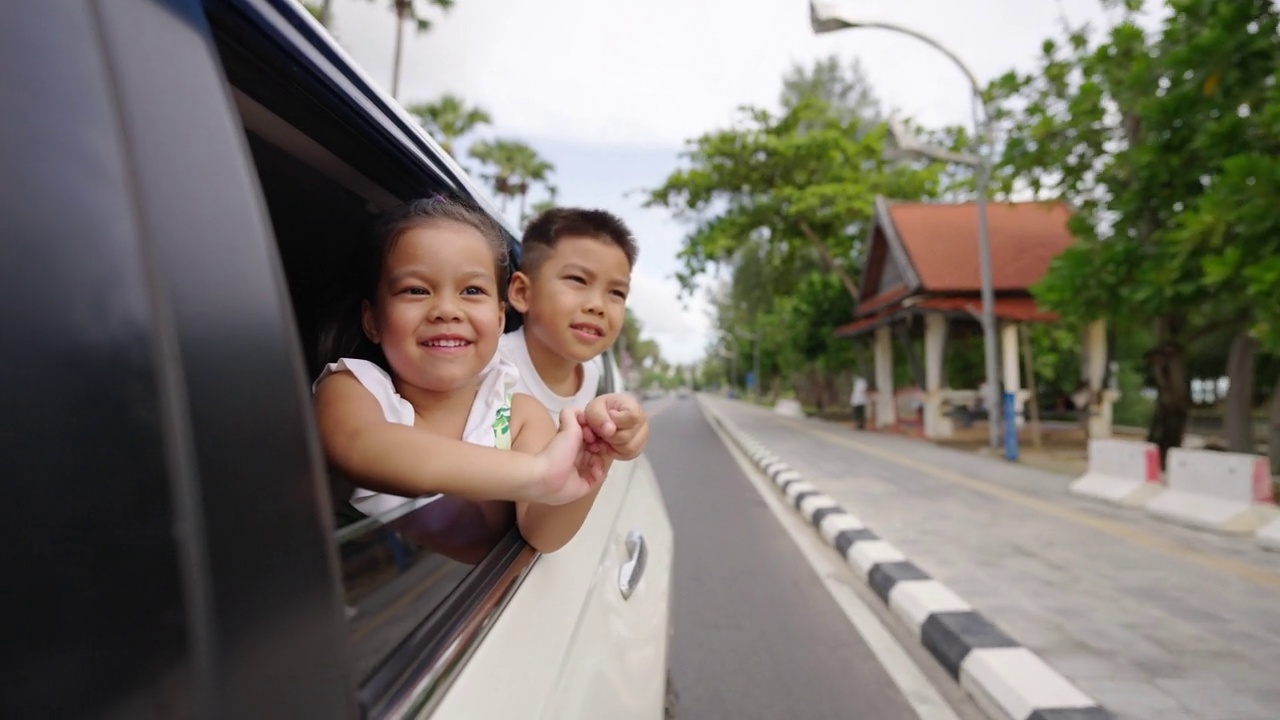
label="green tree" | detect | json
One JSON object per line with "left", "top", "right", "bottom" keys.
{"left": 527, "top": 184, "right": 559, "bottom": 225}
{"left": 1167, "top": 0, "right": 1280, "bottom": 459}
{"left": 407, "top": 93, "right": 491, "bottom": 157}
{"left": 467, "top": 138, "right": 554, "bottom": 225}
{"left": 384, "top": 0, "right": 456, "bottom": 99}
{"left": 664, "top": 58, "right": 940, "bottom": 401}
{"left": 617, "top": 308, "right": 661, "bottom": 371}
{"left": 779, "top": 55, "right": 882, "bottom": 126}
{"left": 645, "top": 98, "right": 938, "bottom": 302}
{"left": 299, "top": 1, "right": 459, "bottom": 96}
{"left": 988, "top": 0, "right": 1278, "bottom": 460}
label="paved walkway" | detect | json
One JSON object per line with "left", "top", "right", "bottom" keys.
{"left": 704, "top": 396, "right": 1280, "bottom": 720}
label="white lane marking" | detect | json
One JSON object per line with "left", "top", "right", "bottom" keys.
{"left": 708, "top": 419, "right": 962, "bottom": 720}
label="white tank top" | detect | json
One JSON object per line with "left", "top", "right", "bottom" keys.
{"left": 495, "top": 327, "right": 600, "bottom": 427}
{"left": 314, "top": 357, "right": 518, "bottom": 518}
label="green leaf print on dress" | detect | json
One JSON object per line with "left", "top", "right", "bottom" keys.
{"left": 493, "top": 394, "right": 512, "bottom": 450}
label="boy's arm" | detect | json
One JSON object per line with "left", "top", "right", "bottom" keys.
{"left": 511, "top": 394, "right": 603, "bottom": 553}
{"left": 315, "top": 373, "right": 598, "bottom": 505}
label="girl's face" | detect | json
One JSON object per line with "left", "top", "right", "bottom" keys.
{"left": 362, "top": 220, "right": 505, "bottom": 396}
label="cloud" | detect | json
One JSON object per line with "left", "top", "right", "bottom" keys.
{"left": 327, "top": 0, "right": 1139, "bottom": 149}
{"left": 320, "top": 0, "right": 1157, "bottom": 365}
{"left": 627, "top": 267, "right": 713, "bottom": 365}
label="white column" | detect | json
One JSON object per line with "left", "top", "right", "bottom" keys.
{"left": 1001, "top": 322, "right": 1025, "bottom": 427}
{"left": 873, "top": 325, "right": 897, "bottom": 427}
{"left": 923, "top": 314, "right": 952, "bottom": 438}
{"left": 1084, "top": 319, "right": 1114, "bottom": 438}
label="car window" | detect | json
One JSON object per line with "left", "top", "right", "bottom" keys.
{"left": 336, "top": 501, "right": 475, "bottom": 679}
{"left": 205, "top": 4, "right": 533, "bottom": 711}
{"left": 235, "top": 117, "right": 515, "bottom": 685}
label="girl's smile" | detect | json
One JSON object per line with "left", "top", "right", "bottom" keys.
{"left": 362, "top": 219, "right": 505, "bottom": 400}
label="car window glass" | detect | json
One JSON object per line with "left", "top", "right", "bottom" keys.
{"left": 226, "top": 109, "right": 517, "bottom": 686}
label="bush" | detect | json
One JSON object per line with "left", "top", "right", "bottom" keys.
{"left": 1113, "top": 362, "right": 1154, "bottom": 428}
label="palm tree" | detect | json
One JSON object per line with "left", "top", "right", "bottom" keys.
{"left": 527, "top": 184, "right": 559, "bottom": 223}
{"left": 406, "top": 94, "right": 491, "bottom": 157}
{"left": 385, "top": 0, "right": 456, "bottom": 99}
{"left": 299, "top": 2, "right": 453, "bottom": 98}
{"left": 467, "top": 139, "right": 555, "bottom": 224}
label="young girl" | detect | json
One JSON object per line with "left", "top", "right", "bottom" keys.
{"left": 313, "top": 197, "right": 607, "bottom": 561}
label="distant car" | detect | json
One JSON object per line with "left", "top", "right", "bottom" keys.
{"left": 4, "top": 2, "right": 673, "bottom": 718}
{"left": 677, "top": 388, "right": 693, "bottom": 398}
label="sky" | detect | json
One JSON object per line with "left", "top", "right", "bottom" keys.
{"left": 319, "top": 0, "right": 1142, "bottom": 364}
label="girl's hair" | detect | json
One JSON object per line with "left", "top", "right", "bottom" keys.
{"left": 317, "top": 195, "right": 510, "bottom": 373}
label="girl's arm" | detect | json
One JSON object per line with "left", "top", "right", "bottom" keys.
{"left": 511, "top": 394, "right": 606, "bottom": 553}
{"left": 314, "top": 372, "right": 598, "bottom": 505}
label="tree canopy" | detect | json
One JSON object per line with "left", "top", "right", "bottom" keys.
{"left": 648, "top": 56, "right": 943, "bottom": 406}
{"left": 407, "top": 93, "right": 492, "bottom": 156}
{"left": 645, "top": 92, "right": 939, "bottom": 300}
{"left": 989, "top": 0, "right": 1280, "bottom": 456}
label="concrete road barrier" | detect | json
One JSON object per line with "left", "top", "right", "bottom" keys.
{"left": 773, "top": 399, "right": 804, "bottom": 418}
{"left": 1258, "top": 517, "right": 1280, "bottom": 552}
{"left": 1146, "top": 448, "right": 1274, "bottom": 534}
{"left": 1069, "top": 439, "right": 1162, "bottom": 507}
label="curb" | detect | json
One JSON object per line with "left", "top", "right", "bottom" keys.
{"left": 701, "top": 400, "right": 1113, "bottom": 720}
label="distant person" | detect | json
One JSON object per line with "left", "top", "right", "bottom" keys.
{"left": 850, "top": 375, "right": 868, "bottom": 430}
{"left": 1072, "top": 382, "right": 1092, "bottom": 416}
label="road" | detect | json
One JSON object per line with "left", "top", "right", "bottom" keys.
{"left": 644, "top": 396, "right": 981, "bottom": 720}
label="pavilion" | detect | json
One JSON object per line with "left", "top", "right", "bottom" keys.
{"left": 835, "top": 196, "right": 1116, "bottom": 440}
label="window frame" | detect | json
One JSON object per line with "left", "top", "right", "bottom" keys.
{"left": 203, "top": 0, "right": 547, "bottom": 713}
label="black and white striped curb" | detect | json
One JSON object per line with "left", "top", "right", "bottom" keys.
{"left": 704, "top": 403, "right": 1113, "bottom": 720}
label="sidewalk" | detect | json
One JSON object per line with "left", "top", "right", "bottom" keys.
{"left": 704, "top": 397, "right": 1280, "bottom": 720}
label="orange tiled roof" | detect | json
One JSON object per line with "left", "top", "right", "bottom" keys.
{"left": 913, "top": 296, "right": 1057, "bottom": 322}
{"left": 834, "top": 297, "right": 1057, "bottom": 338}
{"left": 858, "top": 284, "right": 913, "bottom": 314}
{"left": 885, "top": 200, "right": 1074, "bottom": 292}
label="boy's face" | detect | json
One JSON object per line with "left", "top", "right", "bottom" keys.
{"left": 510, "top": 235, "right": 631, "bottom": 365}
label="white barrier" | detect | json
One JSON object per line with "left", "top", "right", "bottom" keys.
{"left": 774, "top": 399, "right": 804, "bottom": 418}
{"left": 1069, "top": 439, "right": 1162, "bottom": 507}
{"left": 1258, "top": 516, "right": 1280, "bottom": 552}
{"left": 1145, "top": 448, "right": 1274, "bottom": 534}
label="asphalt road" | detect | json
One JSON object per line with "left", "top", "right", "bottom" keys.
{"left": 645, "top": 396, "right": 942, "bottom": 720}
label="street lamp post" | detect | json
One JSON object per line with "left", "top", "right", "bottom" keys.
{"left": 809, "top": 1, "right": 1002, "bottom": 449}
{"left": 752, "top": 330, "right": 761, "bottom": 399}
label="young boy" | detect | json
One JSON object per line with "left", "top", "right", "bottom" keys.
{"left": 500, "top": 207, "right": 649, "bottom": 463}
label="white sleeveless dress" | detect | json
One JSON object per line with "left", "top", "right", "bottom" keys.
{"left": 314, "top": 357, "right": 517, "bottom": 518}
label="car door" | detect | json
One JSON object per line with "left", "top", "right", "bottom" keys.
{"left": 3, "top": 2, "right": 355, "bottom": 717}
{"left": 430, "top": 361, "right": 674, "bottom": 720}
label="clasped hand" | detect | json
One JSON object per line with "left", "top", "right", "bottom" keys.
{"left": 537, "top": 395, "right": 651, "bottom": 505}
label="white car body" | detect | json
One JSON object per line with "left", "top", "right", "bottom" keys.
{"left": 436, "top": 456, "right": 673, "bottom": 718}
{"left": 433, "top": 353, "right": 674, "bottom": 719}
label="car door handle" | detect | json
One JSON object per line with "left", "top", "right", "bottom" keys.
{"left": 618, "top": 530, "right": 647, "bottom": 600}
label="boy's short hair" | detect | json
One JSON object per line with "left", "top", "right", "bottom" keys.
{"left": 520, "top": 207, "right": 638, "bottom": 277}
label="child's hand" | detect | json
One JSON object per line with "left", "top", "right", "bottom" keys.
{"left": 582, "top": 393, "right": 650, "bottom": 461}
{"left": 534, "top": 408, "right": 605, "bottom": 505}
